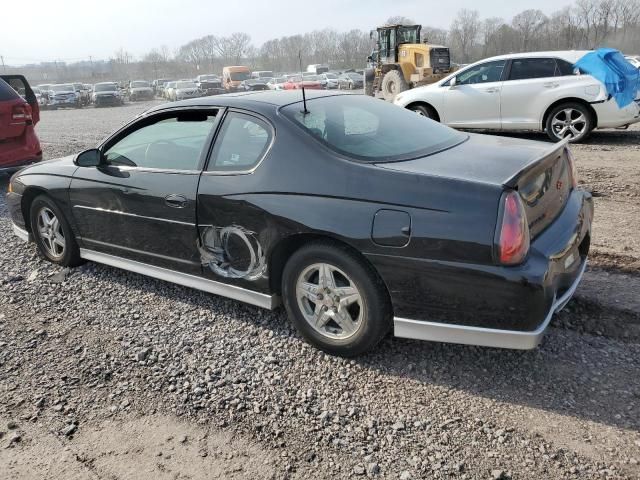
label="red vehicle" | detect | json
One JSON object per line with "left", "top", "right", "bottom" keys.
{"left": 0, "top": 75, "right": 41, "bottom": 174}
{"left": 283, "top": 75, "right": 323, "bottom": 90}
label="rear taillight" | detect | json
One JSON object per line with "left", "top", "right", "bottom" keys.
{"left": 11, "top": 104, "right": 32, "bottom": 124}
{"left": 496, "top": 190, "right": 530, "bottom": 265}
{"left": 565, "top": 147, "right": 578, "bottom": 188}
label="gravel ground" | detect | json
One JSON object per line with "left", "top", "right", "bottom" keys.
{"left": 1, "top": 101, "right": 639, "bottom": 480}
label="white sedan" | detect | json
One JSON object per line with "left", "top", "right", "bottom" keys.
{"left": 394, "top": 51, "right": 640, "bottom": 142}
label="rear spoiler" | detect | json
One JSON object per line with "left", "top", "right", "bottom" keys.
{"left": 503, "top": 138, "right": 569, "bottom": 189}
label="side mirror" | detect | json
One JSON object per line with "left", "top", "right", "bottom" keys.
{"left": 75, "top": 148, "right": 103, "bottom": 167}
{"left": 449, "top": 76, "right": 457, "bottom": 87}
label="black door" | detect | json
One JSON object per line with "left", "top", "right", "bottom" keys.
{"left": 196, "top": 110, "right": 275, "bottom": 292}
{"left": 69, "top": 109, "right": 220, "bottom": 273}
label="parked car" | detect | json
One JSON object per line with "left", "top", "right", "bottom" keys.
{"left": 337, "top": 72, "right": 364, "bottom": 90}
{"left": 240, "top": 78, "right": 272, "bottom": 91}
{"left": 92, "top": 82, "right": 123, "bottom": 107}
{"left": 73, "top": 83, "right": 91, "bottom": 106}
{"left": 163, "top": 81, "right": 177, "bottom": 100}
{"left": 284, "top": 75, "right": 323, "bottom": 90}
{"left": 6, "top": 90, "right": 592, "bottom": 357}
{"left": 170, "top": 81, "right": 201, "bottom": 101}
{"left": 32, "top": 87, "right": 46, "bottom": 107}
{"left": 129, "top": 80, "right": 154, "bottom": 101}
{"left": 0, "top": 75, "right": 41, "bottom": 174}
{"left": 268, "top": 77, "right": 287, "bottom": 91}
{"left": 251, "top": 70, "right": 274, "bottom": 79}
{"left": 319, "top": 72, "right": 340, "bottom": 89}
{"left": 394, "top": 51, "right": 640, "bottom": 142}
{"left": 195, "top": 75, "right": 224, "bottom": 96}
{"left": 47, "top": 84, "right": 82, "bottom": 109}
{"left": 152, "top": 78, "right": 172, "bottom": 95}
{"left": 307, "top": 64, "right": 330, "bottom": 75}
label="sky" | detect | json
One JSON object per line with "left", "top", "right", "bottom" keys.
{"left": 1, "top": 0, "right": 574, "bottom": 65}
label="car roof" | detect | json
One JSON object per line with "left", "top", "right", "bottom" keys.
{"left": 147, "top": 90, "right": 350, "bottom": 113}
{"left": 478, "top": 50, "right": 591, "bottom": 64}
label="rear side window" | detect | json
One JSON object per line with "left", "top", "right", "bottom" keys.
{"left": 0, "top": 78, "right": 20, "bottom": 101}
{"left": 555, "top": 59, "right": 576, "bottom": 76}
{"left": 208, "top": 112, "right": 272, "bottom": 172}
{"left": 508, "top": 58, "right": 557, "bottom": 80}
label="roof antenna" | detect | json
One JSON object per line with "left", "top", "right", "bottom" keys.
{"left": 298, "top": 50, "right": 309, "bottom": 115}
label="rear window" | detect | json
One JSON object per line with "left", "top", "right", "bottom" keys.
{"left": 0, "top": 78, "right": 20, "bottom": 101}
{"left": 281, "top": 95, "right": 467, "bottom": 162}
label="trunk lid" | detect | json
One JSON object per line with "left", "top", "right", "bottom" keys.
{"left": 376, "top": 133, "right": 573, "bottom": 238}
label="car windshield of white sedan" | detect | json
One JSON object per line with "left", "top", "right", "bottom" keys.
{"left": 176, "top": 82, "right": 197, "bottom": 89}
{"left": 104, "top": 114, "right": 217, "bottom": 170}
{"left": 94, "top": 83, "right": 117, "bottom": 92}
{"left": 51, "top": 84, "right": 75, "bottom": 92}
{"left": 282, "top": 95, "right": 466, "bottom": 162}
{"left": 131, "top": 81, "right": 149, "bottom": 88}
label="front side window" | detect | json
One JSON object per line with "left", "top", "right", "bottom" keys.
{"left": 104, "top": 112, "right": 217, "bottom": 170}
{"left": 282, "top": 95, "right": 466, "bottom": 162}
{"left": 508, "top": 58, "right": 557, "bottom": 80}
{"left": 208, "top": 112, "right": 272, "bottom": 172}
{"left": 456, "top": 60, "right": 506, "bottom": 85}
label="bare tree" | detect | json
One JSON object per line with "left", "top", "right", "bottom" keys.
{"left": 385, "top": 16, "right": 416, "bottom": 25}
{"left": 512, "top": 9, "right": 548, "bottom": 50}
{"left": 449, "top": 9, "right": 481, "bottom": 62}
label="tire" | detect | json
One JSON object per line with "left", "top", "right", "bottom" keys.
{"left": 545, "top": 102, "right": 593, "bottom": 143}
{"left": 30, "top": 195, "right": 83, "bottom": 267}
{"left": 409, "top": 103, "right": 437, "bottom": 120}
{"left": 282, "top": 241, "right": 392, "bottom": 357}
{"left": 381, "top": 69, "right": 409, "bottom": 102}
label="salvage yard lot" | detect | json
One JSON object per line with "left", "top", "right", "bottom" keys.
{"left": 1, "top": 101, "right": 639, "bottom": 479}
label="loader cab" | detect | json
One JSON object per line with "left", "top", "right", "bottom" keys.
{"left": 375, "top": 25, "right": 422, "bottom": 63}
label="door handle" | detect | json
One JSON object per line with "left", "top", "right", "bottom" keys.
{"left": 544, "top": 82, "right": 560, "bottom": 88}
{"left": 483, "top": 87, "right": 499, "bottom": 93}
{"left": 164, "top": 194, "right": 188, "bottom": 208}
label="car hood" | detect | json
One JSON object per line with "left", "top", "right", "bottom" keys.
{"left": 376, "top": 133, "right": 560, "bottom": 186}
{"left": 15, "top": 154, "right": 78, "bottom": 178}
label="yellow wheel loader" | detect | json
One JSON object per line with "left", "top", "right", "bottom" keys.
{"left": 365, "top": 24, "right": 453, "bottom": 101}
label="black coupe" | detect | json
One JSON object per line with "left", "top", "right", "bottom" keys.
{"left": 7, "top": 91, "right": 593, "bottom": 356}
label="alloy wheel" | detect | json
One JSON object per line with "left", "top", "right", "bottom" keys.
{"left": 36, "top": 207, "right": 65, "bottom": 259}
{"left": 551, "top": 108, "right": 587, "bottom": 139}
{"left": 296, "top": 263, "right": 364, "bottom": 340}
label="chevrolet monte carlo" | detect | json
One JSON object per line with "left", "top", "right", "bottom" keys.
{"left": 7, "top": 91, "right": 593, "bottom": 356}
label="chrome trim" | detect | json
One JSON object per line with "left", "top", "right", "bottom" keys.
{"left": 79, "top": 249, "right": 280, "bottom": 310}
{"left": 393, "top": 259, "right": 587, "bottom": 350}
{"left": 12, "top": 223, "right": 31, "bottom": 242}
{"left": 73, "top": 205, "right": 195, "bottom": 226}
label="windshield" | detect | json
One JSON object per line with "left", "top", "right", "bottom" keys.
{"left": 305, "top": 75, "right": 318, "bottom": 81}
{"left": 176, "top": 82, "right": 197, "bottom": 89}
{"left": 324, "top": 73, "right": 338, "bottom": 79}
{"left": 51, "top": 84, "right": 75, "bottom": 92}
{"left": 281, "top": 95, "right": 466, "bottom": 162}
{"left": 346, "top": 73, "right": 362, "bottom": 79}
{"left": 131, "top": 81, "right": 149, "bottom": 88}
{"left": 230, "top": 72, "right": 251, "bottom": 81}
{"left": 257, "top": 71, "right": 273, "bottom": 78}
{"left": 94, "top": 83, "right": 117, "bottom": 92}
{"left": 398, "top": 26, "right": 420, "bottom": 44}
{"left": 199, "top": 75, "right": 218, "bottom": 81}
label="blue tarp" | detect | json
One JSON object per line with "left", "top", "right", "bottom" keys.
{"left": 575, "top": 48, "right": 640, "bottom": 108}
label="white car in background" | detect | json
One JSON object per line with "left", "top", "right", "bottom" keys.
{"left": 268, "top": 77, "right": 287, "bottom": 90}
{"left": 394, "top": 51, "right": 640, "bottom": 142}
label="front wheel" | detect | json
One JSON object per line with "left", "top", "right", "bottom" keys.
{"left": 409, "top": 104, "right": 437, "bottom": 120}
{"left": 30, "top": 195, "right": 83, "bottom": 267}
{"left": 282, "top": 242, "right": 392, "bottom": 357}
{"left": 545, "top": 102, "right": 593, "bottom": 143}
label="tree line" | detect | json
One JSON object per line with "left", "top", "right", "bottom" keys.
{"left": 10, "top": 0, "right": 640, "bottom": 83}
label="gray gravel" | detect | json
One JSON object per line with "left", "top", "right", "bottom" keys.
{"left": 1, "top": 102, "right": 639, "bottom": 479}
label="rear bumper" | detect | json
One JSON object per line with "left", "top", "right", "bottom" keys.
{"left": 377, "top": 189, "right": 593, "bottom": 349}
{"left": 394, "top": 259, "right": 586, "bottom": 349}
{"left": 0, "top": 127, "right": 42, "bottom": 172}
{"left": 593, "top": 98, "right": 640, "bottom": 128}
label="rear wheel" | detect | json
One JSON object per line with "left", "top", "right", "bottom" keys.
{"left": 30, "top": 195, "right": 83, "bottom": 267}
{"left": 545, "top": 102, "right": 593, "bottom": 143}
{"left": 282, "top": 242, "right": 392, "bottom": 357}
{"left": 381, "top": 70, "right": 408, "bottom": 102}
